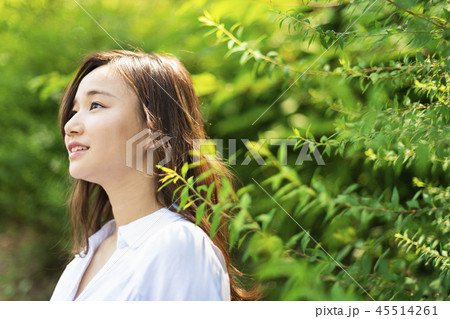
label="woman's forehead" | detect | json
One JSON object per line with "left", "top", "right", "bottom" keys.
{"left": 75, "top": 65, "right": 134, "bottom": 102}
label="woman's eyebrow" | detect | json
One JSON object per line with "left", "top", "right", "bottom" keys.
{"left": 73, "top": 90, "right": 117, "bottom": 106}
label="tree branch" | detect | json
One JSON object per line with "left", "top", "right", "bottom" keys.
{"left": 385, "top": 0, "right": 447, "bottom": 29}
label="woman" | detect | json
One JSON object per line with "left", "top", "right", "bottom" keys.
{"left": 50, "top": 50, "right": 257, "bottom": 301}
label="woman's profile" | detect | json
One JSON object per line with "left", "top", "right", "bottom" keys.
{"left": 50, "top": 50, "right": 258, "bottom": 301}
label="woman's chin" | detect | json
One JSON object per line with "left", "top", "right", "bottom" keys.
{"left": 69, "top": 169, "right": 92, "bottom": 182}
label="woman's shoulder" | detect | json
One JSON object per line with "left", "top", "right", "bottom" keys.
{"left": 156, "top": 210, "right": 207, "bottom": 239}
{"left": 133, "top": 209, "right": 230, "bottom": 300}
{"left": 132, "top": 208, "right": 226, "bottom": 269}
{"left": 143, "top": 209, "right": 221, "bottom": 256}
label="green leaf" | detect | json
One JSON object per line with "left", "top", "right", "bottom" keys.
{"left": 229, "top": 208, "right": 246, "bottom": 248}
{"left": 240, "top": 51, "right": 250, "bottom": 65}
{"left": 416, "top": 51, "right": 424, "bottom": 63}
{"left": 374, "top": 249, "right": 391, "bottom": 271}
{"left": 343, "top": 184, "right": 359, "bottom": 195}
{"left": 305, "top": 124, "right": 312, "bottom": 140}
{"left": 391, "top": 187, "right": 399, "bottom": 207}
{"left": 195, "top": 202, "right": 207, "bottom": 225}
{"left": 172, "top": 184, "right": 185, "bottom": 202}
{"left": 335, "top": 245, "right": 352, "bottom": 262}
{"left": 406, "top": 199, "right": 419, "bottom": 209}
{"left": 369, "top": 72, "right": 379, "bottom": 84}
{"left": 181, "top": 162, "right": 189, "bottom": 179}
{"left": 361, "top": 253, "right": 371, "bottom": 276}
{"left": 286, "top": 232, "right": 303, "bottom": 248}
{"left": 157, "top": 179, "right": 173, "bottom": 192}
{"left": 178, "top": 187, "right": 190, "bottom": 211}
{"left": 183, "top": 199, "right": 196, "bottom": 210}
{"left": 301, "top": 233, "right": 310, "bottom": 252}
{"left": 240, "top": 192, "right": 252, "bottom": 208}
{"left": 237, "top": 231, "right": 252, "bottom": 249}
{"left": 210, "top": 206, "right": 222, "bottom": 238}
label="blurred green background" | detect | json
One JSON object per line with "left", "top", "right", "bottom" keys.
{"left": 0, "top": 0, "right": 448, "bottom": 300}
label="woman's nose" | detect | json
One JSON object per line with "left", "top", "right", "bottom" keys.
{"left": 64, "top": 113, "right": 84, "bottom": 136}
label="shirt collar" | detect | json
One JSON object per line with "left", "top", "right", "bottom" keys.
{"left": 78, "top": 219, "right": 116, "bottom": 258}
{"left": 115, "top": 206, "right": 181, "bottom": 249}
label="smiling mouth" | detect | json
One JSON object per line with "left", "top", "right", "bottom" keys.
{"left": 69, "top": 147, "right": 90, "bottom": 159}
{"left": 70, "top": 146, "right": 90, "bottom": 153}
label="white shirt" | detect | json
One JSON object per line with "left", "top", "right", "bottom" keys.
{"left": 50, "top": 207, "right": 230, "bottom": 301}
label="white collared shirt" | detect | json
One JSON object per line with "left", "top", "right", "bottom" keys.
{"left": 50, "top": 207, "right": 230, "bottom": 301}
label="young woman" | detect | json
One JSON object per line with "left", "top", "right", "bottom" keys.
{"left": 50, "top": 50, "right": 258, "bottom": 301}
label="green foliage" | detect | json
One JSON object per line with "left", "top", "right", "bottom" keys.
{"left": 1, "top": 0, "right": 448, "bottom": 300}
{"left": 193, "top": 0, "right": 449, "bottom": 301}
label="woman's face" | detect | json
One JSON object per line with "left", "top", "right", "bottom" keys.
{"left": 64, "top": 64, "right": 146, "bottom": 184}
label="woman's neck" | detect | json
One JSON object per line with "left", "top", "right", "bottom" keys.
{"left": 100, "top": 169, "right": 164, "bottom": 238}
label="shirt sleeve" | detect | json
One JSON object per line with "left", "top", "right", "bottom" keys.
{"left": 134, "top": 221, "right": 231, "bottom": 301}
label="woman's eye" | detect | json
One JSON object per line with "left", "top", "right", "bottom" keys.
{"left": 69, "top": 110, "right": 77, "bottom": 118}
{"left": 90, "top": 102, "right": 103, "bottom": 110}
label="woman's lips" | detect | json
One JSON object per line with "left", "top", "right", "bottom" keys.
{"left": 69, "top": 148, "right": 89, "bottom": 160}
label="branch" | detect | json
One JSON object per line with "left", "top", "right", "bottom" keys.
{"left": 308, "top": 1, "right": 352, "bottom": 8}
{"left": 395, "top": 233, "right": 450, "bottom": 268}
{"left": 258, "top": 0, "right": 352, "bottom": 7}
{"left": 338, "top": 202, "right": 448, "bottom": 215}
{"left": 200, "top": 14, "right": 443, "bottom": 81}
{"left": 385, "top": 0, "right": 447, "bottom": 29}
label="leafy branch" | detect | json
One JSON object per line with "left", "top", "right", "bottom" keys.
{"left": 385, "top": 0, "right": 448, "bottom": 29}
{"left": 156, "top": 163, "right": 259, "bottom": 244}
{"left": 199, "top": 11, "right": 370, "bottom": 78}
{"left": 395, "top": 233, "right": 450, "bottom": 272}
{"left": 199, "top": 11, "right": 333, "bottom": 76}
{"left": 276, "top": 9, "right": 443, "bottom": 39}
{"left": 199, "top": 11, "right": 444, "bottom": 84}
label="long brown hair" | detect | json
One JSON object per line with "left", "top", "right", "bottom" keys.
{"left": 58, "top": 49, "right": 260, "bottom": 301}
